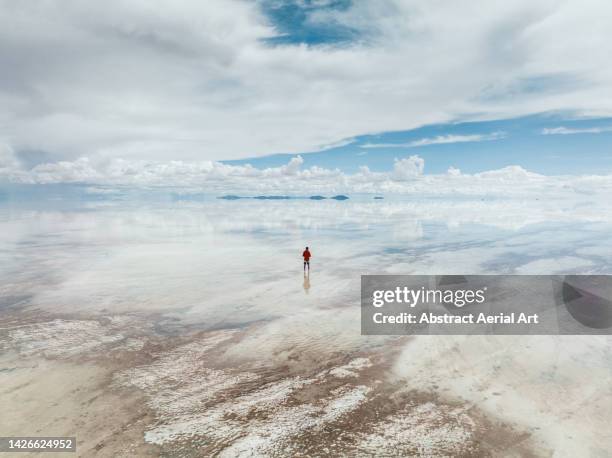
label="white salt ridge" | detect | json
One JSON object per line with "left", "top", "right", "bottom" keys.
{"left": 217, "top": 404, "right": 320, "bottom": 457}
{"left": 133, "top": 352, "right": 372, "bottom": 455}
{"left": 229, "top": 377, "right": 310, "bottom": 416}
{"left": 153, "top": 367, "right": 257, "bottom": 417}
{"left": 144, "top": 409, "right": 233, "bottom": 445}
{"left": 115, "top": 330, "right": 252, "bottom": 417}
{"left": 328, "top": 357, "right": 372, "bottom": 378}
{"left": 320, "top": 385, "right": 371, "bottom": 423}
{"left": 7, "top": 319, "right": 124, "bottom": 358}
{"left": 219, "top": 385, "right": 371, "bottom": 457}
{"left": 357, "top": 402, "right": 475, "bottom": 456}
{"left": 117, "top": 329, "right": 376, "bottom": 455}
{"left": 144, "top": 376, "right": 313, "bottom": 445}
{"left": 117, "top": 329, "right": 239, "bottom": 389}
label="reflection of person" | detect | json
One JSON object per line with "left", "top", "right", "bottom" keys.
{"left": 302, "top": 246, "right": 311, "bottom": 271}
{"left": 303, "top": 272, "right": 311, "bottom": 294}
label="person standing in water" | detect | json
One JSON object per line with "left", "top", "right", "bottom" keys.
{"left": 302, "top": 246, "right": 311, "bottom": 272}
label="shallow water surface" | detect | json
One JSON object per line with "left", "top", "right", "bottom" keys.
{"left": 1, "top": 196, "right": 611, "bottom": 456}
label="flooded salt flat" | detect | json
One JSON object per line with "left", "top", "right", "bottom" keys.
{"left": 1, "top": 196, "right": 612, "bottom": 456}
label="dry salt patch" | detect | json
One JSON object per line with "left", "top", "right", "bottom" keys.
{"left": 115, "top": 330, "right": 249, "bottom": 416}
{"left": 121, "top": 351, "right": 373, "bottom": 453}
{"left": 356, "top": 402, "right": 477, "bottom": 456}
{"left": 319, "top": 385, "right": 371, "bottom": 423}
{"left": 328, "top": 357, "right": 372, "bottom": 379}
{"left": 142, "top": 376, "right": 314, "bottom": 445}
{"left": 218, "top": 385, "right": 371, "bottom": 457}
{"left": 6, "top": 319, "right": 124, "bottom": 358}
{"left": 116, "top": 331, "right": 377, "bottom": 455}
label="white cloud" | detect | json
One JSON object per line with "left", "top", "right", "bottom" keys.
{"left": 447, "top": 166, "right": 461, "bottom": 176}
{"left": 361, "top": 132, "right": 506, "bottom": 148}
{"left": 279, "top": 155, "right": 304, "bottom": 175}
{"left": 30, "top": 158, "right": 102, "bottom": 184}
{"left": 541, "top": 126, "right": 612, "bottom": 135}
{"left": 2, "top": 153, "right": 612, "bottom": 201}
{"left": 1, "top": 1, "right": 612, "bottom": 163}
{"left": 316, "top": 138, "right": 358, "bottom": 151}
{"left": 392, "top": 155, "right": 424, "bottom": 180}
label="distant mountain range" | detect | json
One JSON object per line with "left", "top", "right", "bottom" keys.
{"left": 218, "top": 195, "right": 350, "bottom": 201}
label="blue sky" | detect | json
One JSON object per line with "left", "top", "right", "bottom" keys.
{"left": 226, "top": 114, "right": 612, "bottom": 175}
{"left": 225, "top": 2, "right": 612, "bottom": 175}
{"left": 1, "top": 0, "right": 612, "bottom": 186}
{"left": 260, "top": 0, "right": 358, "bottom": 45}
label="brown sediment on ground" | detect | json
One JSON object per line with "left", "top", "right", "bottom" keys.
{"left": 0, "top": 353, "right": 160, "bottom": 457}
{"left": 0, "top": 310, "right": 166, "bottom": 456}
{"left": 1, "top": 311, "right": 536, "bottom": 457}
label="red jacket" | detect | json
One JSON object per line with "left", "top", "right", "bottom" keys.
{"left": 303, "top": 250, "right": 311, "bottom": 261}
